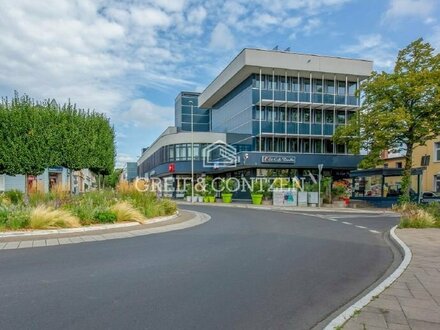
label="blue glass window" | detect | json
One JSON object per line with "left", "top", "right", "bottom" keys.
{"left": 338, "top": 81, "right": 346, "bottom": 95}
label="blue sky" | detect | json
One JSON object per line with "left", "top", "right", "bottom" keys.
{"left": 0, "top": 0, "right": 439, "bottom": 167}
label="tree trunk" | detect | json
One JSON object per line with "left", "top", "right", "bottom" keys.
{"left": 401, "top": 144, "right": 413, "bottom": 203}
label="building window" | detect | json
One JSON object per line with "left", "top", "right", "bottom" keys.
{"left": 325, "top": 80, "right": 335, "bottom": 94}
{"left": 314, "top": 140, "right": 322, "bottom": 153}
{"left": 288, "top": 139, "right": 298, "bottom": 152}
{"left": 291, "top": 77, "right": 299, "bottom": 91}
{"left": 336, "top": 144, "right": 345, "bottom": 154}
{"left": 279, "top": 76, "right": 286, "bottom": 91}
{"left": 348, "top": 81, "right": 357, "bottom": 95}
{"left": 325, "top": 110, "right": 334, "bottom": 124}
{"left": 267, "top": 108, "right": 273, "bottom": 121}
{"left": 435, "top": 142, "right": 440, "bottom": 161}
{"left": 434, "top": 175, "right": 440, "bottom": 193}
{"left": 396, "top": 162, "right": 403, "bottom": 168}
{"left": 301, "top": 78, "right": 311, "bottom": 92}
{"left": 313, "top": 79, "right": 323, "bottom": 93}
{"left": 337, "top": 110, "right": 346, "bottom": 124}
{"left": 338, "top": 81, "right": 346, "bottom": 95}
{"left": 267, "top": 75, "right": 273, "bottom": 90}
{"left": 302, "top": 109, "right": 310, "bottom": 122}
{"left": 325, "top": 140, "right": 334, "bottom": 153}
{"left": 289, "top": 108, "right": 298, "bottom": 122}
{"left": 279, "top": 108, "right": 286, "bottom": 121}
{"left": 313, "top": 109, "right": 322, "bottom": 123}
{"left": 302, "top": 139, "right": 310, "bottom": 153}
{"left": 384, "top": 163, "right": 388, "bottom": 168}
{"left": 274, "top": 107, "right": 280, "bottom": 121}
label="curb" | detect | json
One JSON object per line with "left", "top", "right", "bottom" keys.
{"left": 0, "top": 212, "right": 180, "bottom": 238}
{"left": 323, "top": 225, "right": 412, "bottom": 329}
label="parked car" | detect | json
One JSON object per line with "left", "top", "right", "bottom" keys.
{"left": 420, "top": 192, "right": 440, "bottom": 204}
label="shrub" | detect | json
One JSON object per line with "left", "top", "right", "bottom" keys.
{"left": 0, "top": 205, "right": 8, "bottom": 226}
{"left": 0, "top": 193, "right": 11, "bottom": 206}
{"left": 66, "top": 203, "right": 96, "bottom": 226}
{"left": 29, "top": 191, "right": 50, "bottom": 207}
{"left": 30, "top": 205, "right": 80, "bottom": 229}
{"left": 6, "top": 208, "right": 30, "bottom": 229}
{"left": 160, "top": 198, "right": 177, "bottom": 216}
{"left": 111, "top": 201, "right": 145, "bottom": 223}
{"left": 93, "top": 208, "right": 117, "bottom": 223}
{"left": 394, "top": 203, "right": 436, "bottom": 228}
{"left": 5, "top": 190, "right": 24, "bottom": 205}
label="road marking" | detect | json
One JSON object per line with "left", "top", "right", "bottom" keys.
{"left": 369, "top": 229, "right": 380, "bottom": 234}
{"left": 328, "top": 218, "right": 338, "bottom": 221}
{"left": 341, "top": 221, "right": 352, "bottom": 225}
{"left": 355, "top": 225, "right": 367, "bottom": 229}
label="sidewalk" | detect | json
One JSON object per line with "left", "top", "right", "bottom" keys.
{"left": 343, "top": 229, "right": 440, "bottom": 330}
{"left": 0, "top": 210, "right": 209, "bottom": 250}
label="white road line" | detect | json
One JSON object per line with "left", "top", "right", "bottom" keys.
{"left": 369, "top": 229, "right": 380, "bottom": 234}
{"left": 328, "top": 218, "right": 338, "bottom": 222}
{"left": 341, "top": 221, "right": 352, "bottom": 225}
{"left": 355, "top": 225, "right": 367, "bottom": 229}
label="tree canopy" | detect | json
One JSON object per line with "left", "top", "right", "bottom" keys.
{"left": 334, "top": 38, "right": 440, "bottom": 201}
{"left": 0, "top": 92, "right": 115, "bottom": 178}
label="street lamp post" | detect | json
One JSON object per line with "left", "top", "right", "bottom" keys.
{"left": 318, "top": 164, "right": 323, "bottom": 208}
{"left": 189, "top": 101, "right": 194, "bottom": 203}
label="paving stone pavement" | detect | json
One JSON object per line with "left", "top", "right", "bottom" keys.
{"left": 0, "top": 210, "right": 209, "bottom": 250}
{"left": 343, "top": 228, "right": 440, "bottom": 330}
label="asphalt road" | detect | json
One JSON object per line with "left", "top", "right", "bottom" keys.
{"left": 0, "top": 206, "right": 399, "bottom": 330}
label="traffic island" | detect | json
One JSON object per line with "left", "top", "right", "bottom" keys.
{"left": 0, "top": 210, "right": 210, "bottom": 250}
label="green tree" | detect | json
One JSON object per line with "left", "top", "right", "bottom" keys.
{"left": 334, "top": 38, "right": 440, "bottom": 202}
{"left": 103, "top": 168, "right": 123, "bottom": 189}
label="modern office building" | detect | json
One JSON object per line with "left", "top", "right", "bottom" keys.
{"left": 137, "top": 48, "right": 373, "bottom": 196}
{"left": 121, "top": 162, "right": 139, "bottom": 182}
{"left": 175, "top": 92, "right": 210, "bottom": 132}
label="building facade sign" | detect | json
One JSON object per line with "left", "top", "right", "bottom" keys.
{"left": 261, "top": 155, "right": 296, "bottom": 164}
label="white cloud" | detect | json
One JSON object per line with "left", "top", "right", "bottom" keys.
{"left": 121, "top": 99, "right": 174, "bottom": 129}
{"left": 116, "top": 153, "right": 137, "bottom": 168}
{"left": 209, "top": 23, "right": 235, "bottom": 50}
{"left": 340, "top": 34, "right": 396, "bottom": 70}
{"left": 384, "top": 0, "right": 437, "bottom": 20}
{"left": 303, "top": 18, "right": 321, "bottom": 35}
{"left": 131, "top": 7, "right": 171, "bottom": 28}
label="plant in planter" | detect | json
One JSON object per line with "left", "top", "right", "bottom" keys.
{"left": 250, "top": 180, "right": 264, "bottom": 205}
{"left": 262, "top": 181, "right": 272, "bottom": 204}
{"left": 203, "top": 176, "right": 216, "bottom": 203}
{"left": 184, "top": 183, "right": 194, "bottom": 202}
{"left": 220, "top": 178, "right": 236, "bottom": 203}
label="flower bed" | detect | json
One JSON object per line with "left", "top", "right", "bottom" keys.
{"left": 0, "top": 183, "right": 176, "bottom": 230}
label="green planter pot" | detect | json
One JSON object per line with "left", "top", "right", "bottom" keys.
{"left": 208, "top": 196, "right": 216, "bottom": 203}
{"left": 251, "top": 193, "right": 263, "bottom": 205}
{"left": 221, "top": 193, "right": 233, "bottom": 203}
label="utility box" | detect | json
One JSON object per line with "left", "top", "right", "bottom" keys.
{"left": 298, "top": 191, "right": 308, "bottom": 207}
{"left": 307, "top": 192, "right": 319, "bottom": 206}
{"left": 273, "top": 189, "right": 297, "bottom": 206}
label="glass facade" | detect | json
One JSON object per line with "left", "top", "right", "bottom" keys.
{"left": 252, "top": 74, "right": 359, "bottom": 106}
{"left": 175, "top": 92, "right": 210, "bottom": 132}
